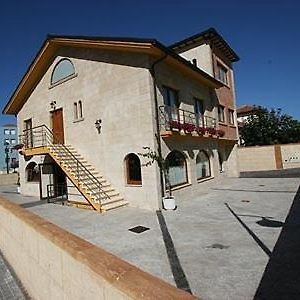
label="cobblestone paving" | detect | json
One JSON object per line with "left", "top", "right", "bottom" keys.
{"left": 0, "top": 252, "right": 26, "bottom": 300}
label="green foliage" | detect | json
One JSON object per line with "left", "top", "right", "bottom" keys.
{"left": 240, "top": 106, "right": 300, "bottom": 146}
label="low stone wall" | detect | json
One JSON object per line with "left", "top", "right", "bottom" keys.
{"left": 0, "top": 173, "right": 18, "bottom": 186}
{"left": 0, "top": 197, "right": 197, "bottom": 300}
{"left": 238, "top": 143, "right": 300, "bottom": 172}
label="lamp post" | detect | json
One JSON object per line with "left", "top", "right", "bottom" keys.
{"left": 4, "top": 142, "right": 9, "bottom": 174}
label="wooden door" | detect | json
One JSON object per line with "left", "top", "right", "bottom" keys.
{"left": 52, "top": 109, "right": 64, "bottom": 144}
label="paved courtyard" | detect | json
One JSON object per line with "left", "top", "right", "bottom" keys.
{"left": 0, "top": 251, "right": 27, "bottom": 300}
{"left": 0, "top": 174, "right": 299, "bottom": 299}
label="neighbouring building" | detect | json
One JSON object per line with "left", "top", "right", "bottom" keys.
{"left": 237, "top": 105, "right": 258, "bottom": 145}
{"left": 3, "top": 28, "right": 240, "bottom": 212}
{"left": 0, "top": 124, "right": 19, "bottom": 174}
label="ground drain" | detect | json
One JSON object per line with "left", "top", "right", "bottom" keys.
{"left": 128, "top": 225, "right": 150, "bottom": 234}
{"left": 206, "top": 243, "right": 230, "bottom": 249}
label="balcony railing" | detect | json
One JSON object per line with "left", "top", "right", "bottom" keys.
{"left": 159, "top": 105, "right": 224, "bottom": 137}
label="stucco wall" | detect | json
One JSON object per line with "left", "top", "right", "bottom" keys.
{"left": 238, "top": 143, "right": 300, "bottom": 172}
{"left": 0, "top": 197, "right": 196, "bottom": 300}
{"left": 281, "top": 143, "right": 300, "bottom": 169}
{"left": 18, "top": 48, "right": 160, "bottom": 210}
{"left": 179, "top": 44, "right": 214, "bottom": 76}
{"left": 238, "top": 146, "right": 277, "bottom": 172}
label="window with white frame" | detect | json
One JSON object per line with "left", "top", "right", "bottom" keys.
{"left": 196, "top": 150, "right": 211, "bottom": 180}
{"left": 10, "top": 129, "right": 16, "bottom": 135}
{"left": 4, "top": 129, "right": 10, "bottom": 135}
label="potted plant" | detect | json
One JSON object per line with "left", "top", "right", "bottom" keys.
{"left": 139, "top": 147, "right": 176, "bottom": 210}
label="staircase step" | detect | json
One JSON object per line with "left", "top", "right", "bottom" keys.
{"left": 47, "top": 143, "right": 127, "bottom": 213}
{"left": 101, "top": 200, "right": 129, "bottom": 211}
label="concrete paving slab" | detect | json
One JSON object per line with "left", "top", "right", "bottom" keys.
{"left": 0, "top": 175, "right": 299, "bottom": 300}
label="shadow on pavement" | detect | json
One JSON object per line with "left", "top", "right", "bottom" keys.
{"left": 254, "top": 184, "right": 300, "bottom": 300}
{"left": 240, "top": 168, "right": 300, "bottom": 178}
{"left": 20, "top": 200, "right": 48, "bottom": 208}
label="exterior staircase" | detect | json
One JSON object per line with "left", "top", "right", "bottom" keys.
{"left": 20, "top": 125, "right": 128, "bottom": 212}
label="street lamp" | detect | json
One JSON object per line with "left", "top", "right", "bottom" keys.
{"left": 4, "top": 142, "right": 10, "bottom": 174}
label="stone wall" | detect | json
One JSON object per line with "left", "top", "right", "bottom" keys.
{"left": 0, "top": 173, "right": 18, "bottom": 186}
{"left": 238, "top": 143, "right": 300, "bottom": 172}
{"left": 0, "top": 197, "right": 196, "bottom": 300}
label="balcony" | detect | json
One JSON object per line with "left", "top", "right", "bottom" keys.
{"left": 159, "top": 105, "right": 224, "bottom": 138}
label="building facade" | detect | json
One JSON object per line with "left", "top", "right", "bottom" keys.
{"left": 3, "top": 28, "right": 240, "bottom": 212}
{"left": 0, "top": 124, "right": 18, "bottom": 174}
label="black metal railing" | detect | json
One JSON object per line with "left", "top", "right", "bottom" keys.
{"left": 20, "top": 125, "right": 110, "bottom": 207}
{"left": 47, "top": 183, "right": 68, "bottom": 204}
{"left": 159, "top": 105, "right": 217, "bottom": 132}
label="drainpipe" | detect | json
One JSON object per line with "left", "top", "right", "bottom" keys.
{"left": 150, "top": 53, "right": 168, "bottom": 203}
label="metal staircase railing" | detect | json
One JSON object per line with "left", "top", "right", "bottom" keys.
{"left": 20, "top": 125, "right": 110, "bottom": 208}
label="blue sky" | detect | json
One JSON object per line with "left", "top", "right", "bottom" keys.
{"left": 0, "top": 0, "right": 299, "bottom": 126}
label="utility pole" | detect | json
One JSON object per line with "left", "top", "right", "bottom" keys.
{"left": 4, "top": 143, "right": 9, "bottom": 174}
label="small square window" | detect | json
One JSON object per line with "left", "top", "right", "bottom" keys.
{"left": 4, "top": 139, "right": 10, "bottom": 145}
{"left": 10, "top": 129, "right": 16, "bottom": 135}
{"left": 218, "top": 106, "right": 225, "bottom": 123}
{"left": 11, "top": 139, "right": 16, "bottom": 145}
{"left": 4, "top": 129, "right": 10, "bottom": 135}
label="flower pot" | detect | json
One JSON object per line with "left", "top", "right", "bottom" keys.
{"left": 163, "top": 196, "right": 176, "bottom": 210}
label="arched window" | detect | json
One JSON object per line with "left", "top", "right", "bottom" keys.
{"left": 51, "top": 59, "right": 75, "bottom": 85}
{"left": 196, "top": 150, "right": 211, "bottom": 180}
{"left": 26, "top": 162, "right": 40, "bottom": 182}
{"left": 125, "top": 153, "right": 142, "bottom": 185}
{"left": 165, "top": 151, "right": 188, "bottom": 187}
{"left": 78, "top": 100, "right": 83, "bottom": 119}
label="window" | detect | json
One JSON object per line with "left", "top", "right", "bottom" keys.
{"left": 78, "top": 101, "right": 83, "bottom": 119}
{"left": 218, "top": 106, "right": 225, "bottom": 123}
{"left": 163, "top": 86, "right": 179, "bottom": 122}
{"left": 51, "top": 58, "right": 75, "bottom": 85}
{"left": 73, "top": 101, "right": 83, "bottom": 121}
{"left": 10, "top": 129, "right": 16, "bottom": 135}
{"left": 196, "top": 151, "right": 211, "bottom": 179}
{"left": 26, "top": 162, "right": 40, "bottom": 182}
{"left": 125, "top": 153, "right": 142, "bottom": 185}
{"left": 4, "top": 129, "right": 9, "bottom": 135}
{"left": 194, "top": 98, "right": 204, "bottom": 126}
{"left": 74, "top": 102, "right": 78, "bottom": 120}
{"left": 4, "top": 139, "right": 10, "bottom": 145}
{"left": 228, "top": 109, "right": 235, "bottom": 125}
{"left": 165, "top": 151, "right": 188, "bottom": 187}
{"left": 11, "top": 139, "right": 16, "bottom": 145}
{"left": 217, "top": 63, "right": 228, "bottom": 85}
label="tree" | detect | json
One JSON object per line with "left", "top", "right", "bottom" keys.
{"left": 240, "top": 106, "right": 300, "bottom": 146}
{"left": 138, "top": 147, "right": 172, "bottom": 197}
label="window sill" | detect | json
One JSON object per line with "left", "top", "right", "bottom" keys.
{"left": 49, "top": 73, "right": 78, "bottom": 89}
{"left": 171, "top": 182, "right": 191, "bottom": 191}
{"left": 229, "top": 124, "right": 236, "bottom": 128}
{"left": 73, "top": 117, "right": 84, "bottom": 123}
{"left": 126, "top": 183, "right": 142, "bottom": 187}
{"left": 218, "top": 122, "right": 227, "bottom": 126}
{"left": 197, "top": 176, "right": 214, "bottom": 184}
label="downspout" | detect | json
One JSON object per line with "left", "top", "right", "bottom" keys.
{"left": 150, "top": 53, "right": 168, "bottom": 203}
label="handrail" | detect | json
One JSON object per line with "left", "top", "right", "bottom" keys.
{"left": 159, "top": 105, "right": 217, "bottom": 131}
{"left": 20, "top": 124, "right": 110, "bottom": 206}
